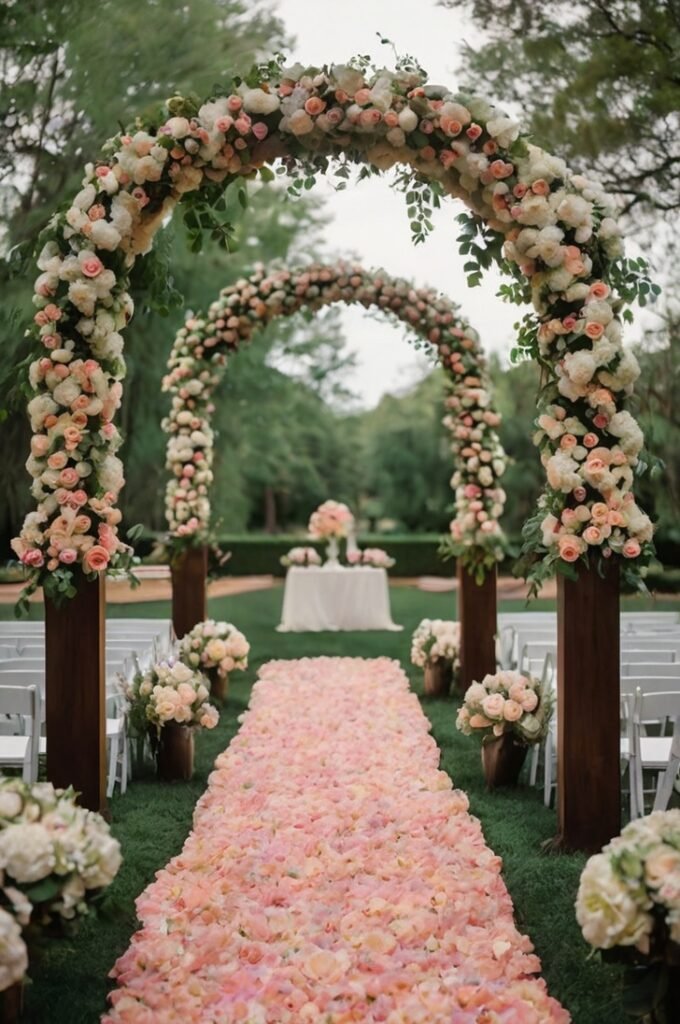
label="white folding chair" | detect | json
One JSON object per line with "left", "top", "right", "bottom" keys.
{"left": 0, "top": 685, "right": 41, "bottom": 782}
{"left": 621, "top": 662, "right": 680, "bottom": 678}
{"left": 630, "top": 689, "right": 680, "bottom": 817}
{"left": 622, "top": 650, "right": 675, "bottom": 664}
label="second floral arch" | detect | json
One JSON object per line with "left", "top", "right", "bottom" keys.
{"left": 161, "top": 260, "right": 508, "bottom": 578}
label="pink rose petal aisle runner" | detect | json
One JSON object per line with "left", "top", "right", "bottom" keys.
{"left": 104, "top": 657, "right": 569, "bottom": 1023}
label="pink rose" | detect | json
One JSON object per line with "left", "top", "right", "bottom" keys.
{"left": 21, "top": 549, "right": 44, "bottom": 568}
{"left": 88, "top": 204, "right": 106, "bottom": 220}
{"left": 622, "top": 538, "right": 641, "bottom": 559}
{"left": 58, "top": 549, "right": 78, "bottom": 564}
{"left": 466, "top": 123, "right": 482, "bottom": 141}
{"left": 251, "top": 122, "right": 269, "bottom": 141}
{"left": 47, "top": 452, "right": 68, "bottom": 470}
{"left": 560, "top": 433, "right": 577, "bottom": 450}
{"left": 31, "top": 435, "right": 50, "bottom": 458}
{"left": 521, "top": 691, "right": 539, "bottom": 712}
{"left": 81, "top": 255, "right": 104, "bottom": 278}
{"left": 304, "top": 97, "right": 326, "bottom": 116}
{"left": 588, "top": 282, "right": 610, "bottom": 300}
{"left": 58, "top": 468, "right": 80, "bottom": 488}
{"left": 583, "top": 433, "right": 599, "bottom": 448}
{"left": 226, "top": 95, "right": 242, "bottom": 112}
{"left": 82, "top": 545, "right": 110, "bottom": 572}
{"left": 481, "top": 693, "right": 505, "bottom": 720}
{"left": 572, "top": 486, "right": 587, "bottom": 502}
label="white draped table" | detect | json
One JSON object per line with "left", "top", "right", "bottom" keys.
{"left": 277, "top": 566, "right": 403, "bottom": 632}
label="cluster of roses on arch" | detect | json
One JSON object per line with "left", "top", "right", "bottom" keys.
{"left": 13, "top": 52, "right": 658, "bottom": 604}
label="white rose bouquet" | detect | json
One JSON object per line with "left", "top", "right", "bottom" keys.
{"left": 576, "top": 810, "right": 680, "bottom": 1021}
{"left": 177, "top": 619, "right": 250, "bottom": 680}
{"left": 456, "top": 669, "right": 552, "bottom": 746}
{"left": 124, "top": 658, "right": 219, "bottom": 734}
{"left": 0, "top": 778, "right": 121, "bottom": 943}
{"left": 410, "top": 619, "right": 460, "bottom": 668}
{"left": 280, "top": 547, "right": 321, "bottom": 568}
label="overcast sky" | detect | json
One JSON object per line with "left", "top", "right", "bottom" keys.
{"left": 271, "top": 0, "right": 522, "bottom": 408}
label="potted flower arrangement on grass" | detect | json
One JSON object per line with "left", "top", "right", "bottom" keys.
{"left": 0, "top": 777, "right": 121, "bottom": 1016}
{"left": 411, "top": 619, "right": 461, "bottom": 697}
{"left": 456, "top": 669, "right": 552, "bottom": 788}
{"left": 576, "top": 809, "right": 680, "bottom": 1023}
{"left": 347, "top": 548, "right": 395, "bottom": 569}
{"left": 280, "top": 547, "right": 321, "bottom": 568}
{"left": 307, "top": 500, "right": 354, "bottom": 567}
{"left": 124, "top": 659, "right": 219, "bottom": 780}
{"left": 177, "top": 619, "right": 249, "bottom": 701}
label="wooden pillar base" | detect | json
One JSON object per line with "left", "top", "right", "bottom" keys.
{"left": 171, "top": 545, "right": 208, "bottom": 640}
{"left": 45, "top": 574, "right": 107, "bottom": 813}
{"left": 556, "top": 564, "right": 620, "bottom": 853}
{"left": 457, "top": 563, "right": 497, "bottom": 692}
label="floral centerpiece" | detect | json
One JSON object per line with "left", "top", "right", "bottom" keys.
{"left": 124, "top": 658, "right": 219, "bottom": 780}
{"left": 0, "top": 777, "right": 121, "bottom": 998}
{"left": 177, "top": 618, "right": 249, "bottom": 700}
{"left": 347, "top": 547, "right": 395, "bottom": 569}
{"left": 411, "top": 619, "right": 461, "bottom": 697}
{"left": 307, "top": 500, "right": 354, "bottom": 567}
{"left": 280, "top": 547, "right": 321, "bottom": 568}
{"left": 456, "top": 670, "right": 552, "bottom": 787}
{"left": 576, "top": 810, "right": 680, "bottom": 1023}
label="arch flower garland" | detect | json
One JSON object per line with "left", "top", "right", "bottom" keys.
{"left": 13, "top": 55, "right": 656, "bottom": 603}
{"left": 161, "top": 261, "right": 508, "bottom": 578}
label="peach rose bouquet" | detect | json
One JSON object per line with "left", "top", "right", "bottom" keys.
{"left": 576, "top": 810, "right": 680, "bottom": 1021}
{"left": 456, "top": 669, "right": 552, "bottom": 746}
{"left": 307, "top": 500, "right": 354, "bottom": 541}
{"left": 347, "top": 547, "right": 395, "bottom": 569}
{"left": 125, "top": 658, "right": 219, "bottom": 734}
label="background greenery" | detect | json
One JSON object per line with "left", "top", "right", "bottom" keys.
{"left": 3, "top": 586, "right": 677, "bottom": 1023}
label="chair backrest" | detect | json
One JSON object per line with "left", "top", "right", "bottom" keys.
{"left": 633, "top": 676, "right": 680, "bottom": 695}
{"left": 520, "top": 641, "right": 556, "bottom": 672}
{"left": 541, "top": 651, "right": 556, "bottom": 693}
{"left": 621, "top": 639, "right": 679, "bottom": 655}
{"left": 0, "top": 684, "right": 41, "bottom": 781}
{"left": 622, "top": 650, "right": 675, "bottom": 664}
{"left": 621, "top": 662, "right": 680, "bottom": 678}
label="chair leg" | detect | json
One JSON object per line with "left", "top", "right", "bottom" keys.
{"left": 543, "top": 731, "right": 553, "bottom": 808}
{"left": 120, "top": 731, "right": 129, "bottom": 796}
{"left": 107, "top": 733, "right": 118, "bottom": 799}
{"left": 653, "top": 760, "right": 679, "bottom": 812}
{"left": 529, "top": 744, "right": 539, "bottom": 787}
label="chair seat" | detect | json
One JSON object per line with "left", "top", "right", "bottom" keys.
{"left": 38, "top": 718, "right": 122, "bottom": 756}
{"left": 640, "top": 736, "right": 673, "bottom": 767}
{"left": 0, "top": 736, "right": 30, "bottom": 763}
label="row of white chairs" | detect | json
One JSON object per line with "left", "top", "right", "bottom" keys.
{"left": 0, "top": 619, "right": 174, "bottom": 793}
{"left": 525, "top": 650, "right": 680, "bottom": 816}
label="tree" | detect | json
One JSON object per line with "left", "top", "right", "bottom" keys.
{"left": 441, "top": 1, "right": 680, "bottom": 223}
{"left": 0, "top": 0, "right": 359, "bottom": 551}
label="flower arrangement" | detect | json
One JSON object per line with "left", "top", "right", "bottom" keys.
{"left": 177, "top": 619, "right": 249, "bottom": 679}
{"left": 411, "top": 618, "right": 461, "bottom": 668}
{"left": 280, "top": 546, "right": 322, "bottom": 568}
{"left": 307, "top": 500, "right": 354, "bottom": 541}
{"left": 124, "top": 659, "right": 219, "bottom": 734}
{"left": 162, "top": 262, "right": 507, "bottom": 575}
{"left": 576, "top": 810, "right": 680, "bottom": 1022}
{"left": 456, "top": 670, "right": 551, "bottom": 745}
{"left": 14, "top": 54, "right": 655, "bottom": 607}
{"left": 347, "top": 547, "right": 395, "bottom": 568}
{"left": 0, "top": 777, "right": 121, "bottom": 990}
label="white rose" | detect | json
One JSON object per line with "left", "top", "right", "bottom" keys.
{"left": 242, "top": 89, "right": 280, "bottom": 115}
{"left": 68, "top": 279, "right": 98, "bottom": 316}
{"left": 0, "top": 907, "right": 28, "bottom": 991}
{"left": 398, "top": 107, "right": 418, "bottom": 133}
{"left": 89, "top": 219, "right": 122, "bottom": 251}
{"left": 0, "top": 823, "right": 55, "bottom": 883}
{"left": 51, "top": 377, "right": 82, "bottom": 407}
{"left": 330, "top": 64, "right": 366, "bottom": 96}
{"left": 486, "top": 115, "right": 519, "bottom": 149}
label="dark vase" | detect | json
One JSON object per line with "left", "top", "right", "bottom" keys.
{"left": 205, "top": 666, "right": 228, "bottom": 702}
{"left": 423, "top": 660, "right": 453, "bottom": 697}
{"left": 0, "top": 981, "right": 23, "bottom": 1024}
{"left": 156, "top": 723, "right": 194, "bottom": 781}
{"left": 481, "top": 732, "right": 528, "bottom": 789}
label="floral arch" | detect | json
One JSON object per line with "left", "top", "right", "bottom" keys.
{"left": 161, "top": 260, "right": 507, "bottom": 578}
{"left": 14, "top": 55, "right": 655, "bottom": 604}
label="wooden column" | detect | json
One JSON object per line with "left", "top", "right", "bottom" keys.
{"left": 45, "top": 574, "right": 107, "bottom": 813}
{"left": 556, "top": 564, "right": 620, "bottom": 852}
{"left": 171, "top": 544, "right": 208, "bottom": 640}
{"left": 457, "top": 562, "right": 497, "bottom": 691}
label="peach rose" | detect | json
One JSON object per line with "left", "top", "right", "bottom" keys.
{"left": 81, "top": 255, "right": 104, "bottom": 278}
{"left": 502, "top": 700, "right": 523, "bottom": 722}
{"left": 558, "top": 536, "right": 583, "bottom": 563}
{"left": 583, "top": 526, "right": 602, "bottom": 545}
{"left": 47, "top": 452, "right": 68, "bottom": 470}
{"left": 584, "top": 321, "right": 605, "bottom": 339}
{"left": 521, "top": 691, "right": 538, "bottom": 712}
{"left": 82, "top": 544, "right": 110, "bottom": 572}
{"left": 481, "top": 693, "right": 505, "bottom": 719}
{"left": 583, "top": 433, "right": 599, "bottom": 448}
{"left": 304, "top": 97, "right": 326, "bottom": 116}
{"left": 58, "top": 467, "right": 80, "bottom": 488}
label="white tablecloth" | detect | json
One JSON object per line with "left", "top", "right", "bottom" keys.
{"left": 277, "top": 566, "right": 402, "bottom": 632}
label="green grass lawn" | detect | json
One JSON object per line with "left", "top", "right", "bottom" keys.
{"left": 4, "top": 584, "right": 676, "bottom": 1022}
